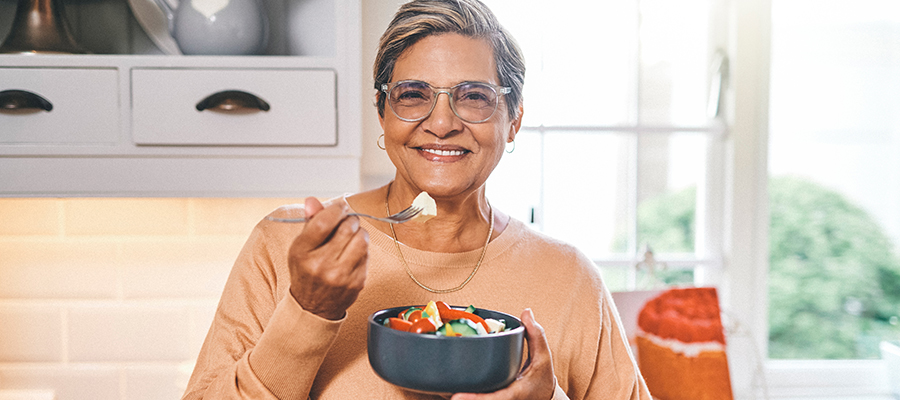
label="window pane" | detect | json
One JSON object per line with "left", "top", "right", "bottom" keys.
{"left": 487, "top": 0, "right": 639, "bottom": 126}
{"left": 542, "top": 132, "right": 632, "bottom": 258}
{"left": 638, "top": 0, "right": 711, "bottom": 126}
{"left": 487, "top": 130, "right": 541, "bottom": 229}
{"left": 484, "top": 1, "right": 721, "bottom": 288}
{"left": 645, "top": 265, "right": 695, "bottom": 288}
{"left": 598, "top": 264, "right": 699, "bottom": 293}
{"left": 636, "top": 133, "right": 708, "bottom": 255}
{"left": 480, "top": 0, "right": 547, "bottom": 128}
{"left": 769, "top": 0, "right": 900, "bottom": 359}
{"left": 597, "top": 266, "right": 633, "bottom": 292}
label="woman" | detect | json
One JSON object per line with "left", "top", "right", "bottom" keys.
{"left": 182, "top": 1, "right": 650, "bottom": 399}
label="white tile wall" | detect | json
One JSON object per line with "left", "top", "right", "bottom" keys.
{"left": 67, "top": 304, "right": 192, "bottom": 362}
{"left": 119, "top": 239, "right": 244, "bottom": 298}
{"left": 124, "top": 365, "right": 187, "bottom": 400}
{"left": 0, "top": 198, "right": 295, "bottom": 400}
{"left": 0, "top": 241, "right": 120, "bottom": 299}
{"left": 0, "top": 305, "right": 63, "bottom": 362}
{"left": 0, "top": 365, "right": 120, "bottom": 400}
{"left": 0, "top": 389, "right": 57, "bottom": 400}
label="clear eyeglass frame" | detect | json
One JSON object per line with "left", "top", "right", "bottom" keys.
{"left": 380, "top": 80, "right": 512, "bottom": 124}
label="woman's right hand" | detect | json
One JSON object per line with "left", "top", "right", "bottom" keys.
{"left": 287, "top": 197, "right": 370, "bottom": 320}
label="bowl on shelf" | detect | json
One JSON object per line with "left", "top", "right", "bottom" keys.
{"left": 367, "top": 304, "right": 525, "bottom": 395}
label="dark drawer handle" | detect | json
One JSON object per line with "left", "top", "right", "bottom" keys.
{"left": 196, "top": 90, "right": 270, "bottom": 112}
{"left": 0, "top": 89, "right": 53, "bottom": 112}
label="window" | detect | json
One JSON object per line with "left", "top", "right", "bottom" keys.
{"left": 768, "top": 0, "right": 900, "bottom": 361}
{"left": 485, "top": 0, "right": 725, "bottom": 292}
{"left": 484, "top": 0, "right": 897, "bottom": 396}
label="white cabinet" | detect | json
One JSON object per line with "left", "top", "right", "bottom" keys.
{"left": 0, "top": 0, "right": 361, "bottom": 198}
{"left": 0, "top": 68, "right": 119, "bottom": 145}
{"left": 131, "top": 68, "right": 336, "bottom": 146}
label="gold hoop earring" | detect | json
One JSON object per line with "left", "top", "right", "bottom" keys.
{"left": 377, "top": 134, "right": 386, "bottom": 150}
{"left": 505, "top": 140, "right": 516, "bottom": 154}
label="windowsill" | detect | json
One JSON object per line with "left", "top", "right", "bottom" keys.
{"left": 765, "top": 359, "right": 892, "bottom": 399}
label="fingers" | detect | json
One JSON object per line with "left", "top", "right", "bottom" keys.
{"left": 521, "top": 308, "right": 556, "bottom": 400}
{"left": 303, "top": 197, "right": 325, "bottom": 218}
{"left": 295, "top": 197, "right": 367, "bottom": 262}
{"left": 336, "top": 223, "right": 369, "bottom": 275}
{"left": 522, "top": 308, "right": 550, "bottom": 370}
{"left": 291, "top": 203, "right": 368, "bottom": 277}
{"left": 321, "top": 219, "right": 369, "bottom": 291}
{"left": 294, "top": 200, "right": 353, "bottom": 252}
{"left": 286, "top": 198, "right": 370, "bottom": 321}
{"left": 450, "top": 309, "right": 556, "bottom": 400}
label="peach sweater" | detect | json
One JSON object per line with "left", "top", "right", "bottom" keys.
{"left": 182, "top": 201, "right": 651, "bottom": 400}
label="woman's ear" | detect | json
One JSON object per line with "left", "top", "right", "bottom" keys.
{"left": 508, "top": 104, "right": 524, "bottom": 142}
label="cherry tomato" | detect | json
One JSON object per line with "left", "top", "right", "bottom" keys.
{"left": 388, "top": 317, "right": 413, "bottom": 332}
{"left": 441, "top": 309, "right": 491, "bottom": 333}
{"left": 399, "top": 307, "right": 423, "bottom": 320}
{"left": 408, "top": 317, "right": 437, "bottom": 334}
{"left": 406, "top": 309, "right": 424, "bottom": 323}
{"left": 436, "top": 301, "right": 452, "bottom": 316}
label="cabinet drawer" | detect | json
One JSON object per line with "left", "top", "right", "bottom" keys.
{"left": 0, "top": 68, "right": 119, "bottom": 144}
{"left": 131, "top": 68, "right": 336, "bottom": 146}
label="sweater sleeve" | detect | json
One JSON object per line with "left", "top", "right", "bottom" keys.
{"left": 181, "top": 222, "right": 343, "bottom": 400}
{"left": 582, "top": 285, "right": 652, "bottom": 400}
{"left": 544, "top": 284, "right": 650, "bottom": 400}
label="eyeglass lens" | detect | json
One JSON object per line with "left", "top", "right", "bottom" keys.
{"left": 388, "top": 81, "right": 500, "bottom": 123}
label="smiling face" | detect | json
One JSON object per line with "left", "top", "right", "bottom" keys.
{"left": 379, "top": 33, "right": 522, "bottom": 200}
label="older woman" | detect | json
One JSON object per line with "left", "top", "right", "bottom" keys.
{"left": 182, "top": 1, "right": 650, "bottom": 399}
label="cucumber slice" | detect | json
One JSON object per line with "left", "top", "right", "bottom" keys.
{"left": 436, "top": 319, "right": 481, "bottom": 337}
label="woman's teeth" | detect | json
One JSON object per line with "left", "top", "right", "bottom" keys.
{"left": 422, "top": 148, "right": 465, "bottom": 156}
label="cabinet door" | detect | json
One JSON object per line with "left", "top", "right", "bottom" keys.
{"left": 131, "top": 68, "right": 337, "bottom": 146}
{"left": 0, "top": 68, "right": 119, "bottom": 144}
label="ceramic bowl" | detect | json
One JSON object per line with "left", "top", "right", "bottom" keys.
{"left": 367, "top": 305, "right": 525, "bottom": 395}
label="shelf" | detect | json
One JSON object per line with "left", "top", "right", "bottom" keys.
{"left": 0, "top": 0, "right": 340, "bottom": 57}
{"left": 0, "top": 0, "right": 362, "bottom": 198}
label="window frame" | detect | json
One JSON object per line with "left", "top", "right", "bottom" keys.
{"left": 725, "top": 0, "right": 891, "bottom": 396}
{"left": 483, "top": 0, "right": 894, "bottom": 395}
{"left": 516, "top": 123, "right": 727, "bottom": 290}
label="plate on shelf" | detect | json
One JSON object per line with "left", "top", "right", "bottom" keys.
{"left": 128, "top": 0, "right": 182, "bottom": 55}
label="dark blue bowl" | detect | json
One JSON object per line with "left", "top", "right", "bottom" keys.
{"left": 367, "top": 305, "right": 525, "bottom": 395}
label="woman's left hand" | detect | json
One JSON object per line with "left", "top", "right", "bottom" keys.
{"left": 451, "top": 309, "right": 557, "bottom": 400}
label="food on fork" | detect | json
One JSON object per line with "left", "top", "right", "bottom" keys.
{"left": 410, "top": 191, "right": 437, "bottom": 223}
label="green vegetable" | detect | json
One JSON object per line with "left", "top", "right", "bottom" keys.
{"left": 436, "top": 319, "right": 480, "bottom": 337}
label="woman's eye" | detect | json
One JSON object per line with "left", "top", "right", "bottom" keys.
{"left": 397, "top": 90, "right": 428, "bottom": 100}
{"left": 457, "top": 89, "right": 493, "bottom": 105}
{"left": 461, "top": 92, "right": 489, "bottom": 101}
{"left": 397, "top": 90, "right": 428, "bottom": 102}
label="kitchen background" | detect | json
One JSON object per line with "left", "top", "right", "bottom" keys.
{"left": 3, "top": 0, "right": 899, "bottom": 399}
{"left": 0, "top": 0, "right": 404, "bottom": 399}
{"left": 0, "top": 197, "right": 293, "bottom": 400}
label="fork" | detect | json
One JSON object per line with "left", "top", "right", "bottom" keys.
{"left": 265, "top": 205, "right": 424, "bottom": 224}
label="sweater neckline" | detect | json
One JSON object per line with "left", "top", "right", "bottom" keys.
{"left": 340, "top": 195, "right": 523, "bottom": 269}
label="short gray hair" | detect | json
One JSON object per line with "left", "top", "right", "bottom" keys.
{"left": 374, "top": 0, "right": 526, "bottom": 120}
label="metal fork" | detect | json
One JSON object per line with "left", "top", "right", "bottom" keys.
{"left": 265, "top": 205, "right": 423, "bottom": 224}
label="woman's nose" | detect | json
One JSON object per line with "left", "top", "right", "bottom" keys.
{"left": 424, "top": 91, "right": 463, "bottom": 136}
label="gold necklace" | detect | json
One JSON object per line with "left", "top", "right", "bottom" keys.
{"left": 386, "top": 188, "right": 494, "bottom": 293}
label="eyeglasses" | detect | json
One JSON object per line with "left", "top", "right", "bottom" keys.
{"left": 381, "top": 80, "right": 512, "bottom": 124}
